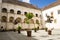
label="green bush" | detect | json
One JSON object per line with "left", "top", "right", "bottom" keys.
{"left": 17, "top": 26, "right": 21, "bottom": 30}
{"left": 25, "top": 13, "right": 34, "bottom": 19}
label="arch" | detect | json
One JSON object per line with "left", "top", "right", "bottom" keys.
{"left": 30, "top": 19, "right": 34, "bottom": 24}
{"left": 24, "top": 12, "right": 27, "bottom": 15}
{"left": 14, "top": 17, "right": 21, "bottom": 24}
{"left": 10, "top": 9, "right": 14, "bottom": 13}
{"left": 17, "top": 11, "right": 21, "bottom": 14}
{"left": 9, "top": 17, "right": 14, "bottom": 22}
{"left": 1, "top": 16, "right": 7, "bottom": 22}
{"left": 36, "top": 14, "right": 38, "bottom": 17}
{"left": 2, "top": 8, "right": 7, "bottom": 13}
{"left": 36, "top": 20, "right": 39, "bottom": 24}
{"left": 15, "top": 17, "right": 21, "bottom": 23}
{"left": 24, "top": 18, "right": 28, "bottom": 23}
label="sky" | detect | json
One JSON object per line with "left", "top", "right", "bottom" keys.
{"left": 20, "top": 0, "right": 57, "bottom": 8}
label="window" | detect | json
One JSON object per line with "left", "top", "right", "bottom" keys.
{"left": 2, "top": 8, "right": 7, "bottom": 13}
{"left": 24, "top": 12, "right": 27, "bottom": 15}
{"left": 15, "top": 17, "right": 21, "bottom": 23}
{"left": 30, "top": 19, "right": 34, "bottom": 24}
{"left": 1, "top": 16, "right": 7, "bottom": 22}
{"left": 40, "top": 15, "right": 41, "bottom": 17}
{"left": 10, "top": 9, "right": 14, "bottom": 13}
{"left": 14, "top": 17, "right": 21, "bottom": 24}
{"left": 54, "top": 19, "right": 56, "bottom": 23}
{"left": 51, "top": 12, "right": 53, "bottom": 16}
{"left": 51, "top": 12, "right": 54, "bottom": 18}
{"left": 24, "top": 18, "right": 28, "bottom": 23}
{"left": 17, "top": 11, "right": 21, "bottom": 14}
{"left": 51, "top": 16, "right": 53, "bottom": 18}
{"left": 36, "top": 14, "right": 38, "bottom": 17}
{"left": 58, "top": 10, "right": 60, "bottom": 14}
{"left": 40, "top": 15, "right": 42, "bottom": 19}
{"left": 9, "top": 17, "right": 14, "bottom": 22}
{"left": 46, "top": 14, "right": 47, "bottom": 17}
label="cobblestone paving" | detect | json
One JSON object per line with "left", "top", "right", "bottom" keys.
{"left": 0, "top": 29, "right": 60, "bottom": 40}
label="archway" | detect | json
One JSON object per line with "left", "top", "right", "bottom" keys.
{"left": 1, "top": 16, "right": 7, "bottom": 22}
{"left": 9, "top": 17, "right": 14, "bottom": 22}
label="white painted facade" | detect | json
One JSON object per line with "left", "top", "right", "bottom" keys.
{"left": 42, "top": 5, "right": 60, "bottom": 29}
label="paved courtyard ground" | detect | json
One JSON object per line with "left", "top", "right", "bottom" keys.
{"left": 0, "top": 29, "right": 60, "bottom": 40}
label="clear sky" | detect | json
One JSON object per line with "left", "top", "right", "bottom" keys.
{"left": 30, "top": 0, "right": 57, "bottom": 8}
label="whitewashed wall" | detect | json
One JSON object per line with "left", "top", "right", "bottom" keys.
{"left": 42, "top": 5, "right": 60, "bottom": 29}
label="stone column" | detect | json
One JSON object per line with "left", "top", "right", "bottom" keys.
{"left": 0, "top": 0, "right": 2, "bottom": 29}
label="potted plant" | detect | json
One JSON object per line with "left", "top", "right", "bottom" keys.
{"left": 48, "top": 30, "right": 52, "bottom": 35}
{"left": 1, "top": 26, "right": 4, "bottom": 32}
{"left": 13, "top": 29, "right": 16, "bottom": 32}
{"left": 36, "top": 20, "right": 39, "bottom": 30}
{"left": 45, "top": 27, "right": 48, "bottom": 32}
{"left": 25, "top": 12, "right": 34, "bottom": 37}
{"left": 34, "top": 27, "right": 37, "bottom": 32}
{"left": 17, "top": 26, "right": 21, "bottom": 33}
{"left": 46, "top": 15, "right": 54, "bottom": 35}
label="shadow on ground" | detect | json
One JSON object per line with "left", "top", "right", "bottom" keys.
{"left": 0, "top": 31, "right": 37, "bottom": 40}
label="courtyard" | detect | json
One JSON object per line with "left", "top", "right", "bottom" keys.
{"left": 0, "top": 29, "right": 60, "bottom": 40}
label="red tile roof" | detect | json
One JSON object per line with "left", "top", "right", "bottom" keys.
{"left": 2, "top": 0, "right": 41, "bottom": 10}
{"left": 42, "top": 0, "right": 60, "bottom": 10}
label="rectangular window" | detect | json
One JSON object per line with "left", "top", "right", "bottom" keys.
{"left": 58, "top": 10, "right": 60, "bottom": 14}
{"left": 54, "top": 19, "right": 56, "bottom": 23}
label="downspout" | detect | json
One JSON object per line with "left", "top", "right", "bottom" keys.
{"left": 41, "top": 10, "right": 44, "bottom": 29}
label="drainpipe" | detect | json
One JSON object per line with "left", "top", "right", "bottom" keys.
{"left": 40, "top": 10, "right": 44, "bottom": 29}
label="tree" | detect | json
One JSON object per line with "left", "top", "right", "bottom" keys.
{"left": 25, "top": 13, "right": 34, "bottom": 29}
{"left": 25, "top": 12, "right": 34, "bottom": 37}
{"left": 25, "top": 13, "right": 34, "bottom": 19}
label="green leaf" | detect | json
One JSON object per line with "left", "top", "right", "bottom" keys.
{"left": 25, "top": 13, "right": 34, "bottom": 19}
{"left": 24, "top": 18, "right": 29, "bottom": 24}
{"left": 18, "top": 26, "right": 21, "bottom": 30}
